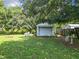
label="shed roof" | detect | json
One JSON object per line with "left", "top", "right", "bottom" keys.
{"left": 64, "top": 24, "right": 79, "bottom": 29}
{"left": 37, "top": 23, "right": 52, "bottom": 27}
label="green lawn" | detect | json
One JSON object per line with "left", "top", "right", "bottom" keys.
{"left": 0, "top": 35, "right": 79, "bottom": 59}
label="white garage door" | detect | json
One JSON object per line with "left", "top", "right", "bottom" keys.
{"left": 39, "top": 27, "right": 52, "bottom": 36}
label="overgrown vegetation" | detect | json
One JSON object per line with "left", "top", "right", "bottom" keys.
{"left": 0, "top": 0, "right": 79, "bottom": 34}
{"left": 23, "top": 0, "right": 79, "bottom": 23}
{"left": 0, "top": 35, "right": 79, "bottom": 59}
{"left": 0, "top": 0, "right": 37, "bottom": 34}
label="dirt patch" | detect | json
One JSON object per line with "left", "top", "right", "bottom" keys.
{"left": 57, "top": 36, "right": 79, "bottom": 49}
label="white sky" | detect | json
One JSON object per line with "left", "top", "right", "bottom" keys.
{"left": 4, "top": 0, "right": 22, "bottom": 8}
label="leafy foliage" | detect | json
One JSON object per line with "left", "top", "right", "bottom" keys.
{"left": 23, "top": 0, "right": 79, "bottom": 24}
{"left": 0, "top": 0, "right": 40, "bottom": 34}
{"left": 0, "top": 0, "right": 79, "bottom": 34}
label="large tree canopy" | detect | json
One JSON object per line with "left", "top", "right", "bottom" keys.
{"left": 22, "top": 0, "right": 79, "bottom": 24}
{"left": 0, "top": 0, "right": 79, "bottom": 34}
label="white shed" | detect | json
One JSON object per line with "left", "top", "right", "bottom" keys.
{"left": 37, "top": 23, "right": 54, "bottom": 36}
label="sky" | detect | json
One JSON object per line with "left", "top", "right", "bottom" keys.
{"left": 3, "top": 0, "right": 22, "bottom": 8}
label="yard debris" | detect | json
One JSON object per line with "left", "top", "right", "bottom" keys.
{"left": 24, "top": 32, "right": 33, "bottom": 36}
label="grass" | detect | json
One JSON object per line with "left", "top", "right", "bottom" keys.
{"left": 0, "top": 35, "right": 79, "bottom": 59}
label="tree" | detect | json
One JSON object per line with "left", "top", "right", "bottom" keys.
{"left": 22, "top": 0, "right": 79, "bottom": 24}
{"left": 0, "top": 0, "right": 27, "bottom": 34}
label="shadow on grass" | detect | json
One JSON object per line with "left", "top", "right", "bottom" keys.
{"left": 0, "top": 36, "right": 79, "bottom": 59}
